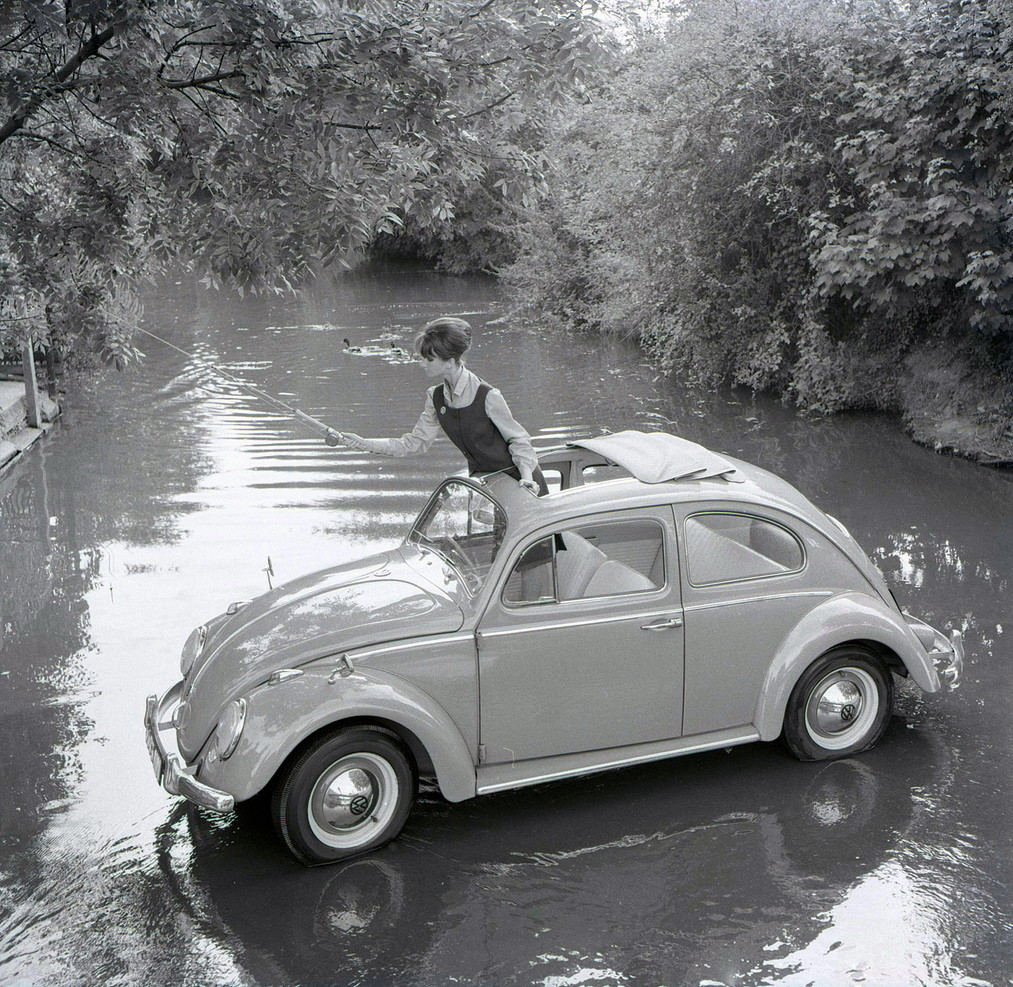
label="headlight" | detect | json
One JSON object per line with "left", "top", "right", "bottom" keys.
{"left": 180, "top": 624, "right": 207, "bottom": 677}
{"left": 213, "top": 699, "right": 247, "bottom": 760}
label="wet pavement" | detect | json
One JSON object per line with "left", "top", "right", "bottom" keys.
{"left": 0, "top": 267, "right": 1010, "bottom": 986}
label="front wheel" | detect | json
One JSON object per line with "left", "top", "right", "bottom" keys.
{"left": 272, "top": 727, "right": 417, "bottom": 866}
{"left": 782, "top": 648, "right": 893, "bottom": 761}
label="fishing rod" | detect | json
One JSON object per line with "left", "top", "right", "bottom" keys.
{"left": 136, "top": 326, "right": 344, "bottom": 446}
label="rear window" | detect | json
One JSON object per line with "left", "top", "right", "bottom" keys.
{"left": 685, "top": 513, "right": 804, "bottom": 586}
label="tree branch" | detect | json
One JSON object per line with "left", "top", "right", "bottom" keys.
{"left": 157, "top": 22, "right": 216, "bottom": 80}
{"left": 1, "top": 20, "right": 36, "bottom": 51}
{"left": 63, "top": 85, "right": 121, "bottom": 132}
{"left": 462, "top": 90, "right": 515, "bottom": 119}
{"left": 0, "top": 20, "right": 118, "bottom": 146}
{"left": 176, "top": 87, "right": 229, "bottom": 137}
{"left": 163, "top": 69, "right": 244, "bottom": 90}
{"left": 190, "top": 84, "right": 241, "bottom": 101}
{"left": 322, "top": 120, "right": 382, "bottom": 132}
{"left": 10, "top": 129, "right": 104, "bottom": 165}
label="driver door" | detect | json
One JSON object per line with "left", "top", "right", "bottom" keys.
{"left": 477, "top": 508, "right": 684, "bottom": 763}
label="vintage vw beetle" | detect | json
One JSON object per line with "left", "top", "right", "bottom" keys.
{"left": 145, "top": 431, "right": 963, "bottom": 865}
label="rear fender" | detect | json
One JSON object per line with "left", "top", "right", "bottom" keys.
{"left": 200, "top": 665, "right": 477, "bottom": 803}
{"left": 753, "top": 592, "right": 940, "bottom": 741}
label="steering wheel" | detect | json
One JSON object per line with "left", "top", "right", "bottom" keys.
{"left": 448, "top": 534, "right": 481, "bottom": 572}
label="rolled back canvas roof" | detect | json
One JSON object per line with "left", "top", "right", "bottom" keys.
{"left": 569, "top": 430, "right": 743, "bottom": 484}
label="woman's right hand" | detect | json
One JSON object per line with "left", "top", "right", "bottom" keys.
{"left": 341, "top": 432, "right": 371, "bottom": 451}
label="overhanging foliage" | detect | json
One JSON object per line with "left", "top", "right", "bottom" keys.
{"left": 0, "top": 0, "right": 608, "bottom": 366}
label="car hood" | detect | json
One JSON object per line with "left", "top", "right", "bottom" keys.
{"left": 177, "top": 548, "right": 465, "bottom": 757}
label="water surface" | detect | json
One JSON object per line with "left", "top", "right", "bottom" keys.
{"left": 0, "top": 267, "right": 1010, "bottom": 986}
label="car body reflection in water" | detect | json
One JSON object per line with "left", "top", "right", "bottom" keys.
{"left": 162, "top": 719, "right": 960, "bottom": 986}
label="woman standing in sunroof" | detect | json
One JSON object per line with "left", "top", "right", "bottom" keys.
{"left": 337, "top": 317, "right": 548, "bottom": 495}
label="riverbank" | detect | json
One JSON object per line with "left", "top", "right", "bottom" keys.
{"left": 562, "top": 316, "right": 1013, "bottom": 471}
{"left": 0, "top": 380, "right": 61, "bottom": 478}
{"left": 898, "top": 350, "right": 1013, "bottom": 467}
{"left": 906, "top": 411, "right": 1013, "bottom": 467}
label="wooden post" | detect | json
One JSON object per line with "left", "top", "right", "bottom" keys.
{"left": 22, "top": 344, "right": 41, "bottom": 428}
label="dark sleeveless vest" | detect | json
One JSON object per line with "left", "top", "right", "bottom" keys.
{"left": 433, "top": 381, "right": 515, "bottom": 476}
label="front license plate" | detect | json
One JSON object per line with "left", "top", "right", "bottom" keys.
{"left": 145, "top": 719, "right": 164, "bottom": 785}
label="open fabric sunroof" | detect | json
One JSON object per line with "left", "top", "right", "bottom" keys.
{"left": 569, "top": 430, "right": 743, "bottom": 484}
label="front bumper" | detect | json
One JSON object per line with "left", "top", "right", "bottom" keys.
{"left": 145, "top": 682, "right": 235, "bottom": 813}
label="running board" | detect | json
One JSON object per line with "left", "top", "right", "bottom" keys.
{"left": 476, "top": 726, "right": 761, "bottom": 796}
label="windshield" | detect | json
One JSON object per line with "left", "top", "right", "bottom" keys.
{"left": 407, "top": 480, "right": 507, "bottom": 595}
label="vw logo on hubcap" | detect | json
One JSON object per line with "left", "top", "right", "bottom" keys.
{"left": 840, "top": 703, "right": 857, "bottom": 722}
{"left": 349, "top": 794, "right": 370, "bottom": 816}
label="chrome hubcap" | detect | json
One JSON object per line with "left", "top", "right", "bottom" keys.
{"left": 308, "top": 753, "right": 399, "bottom": 849}
{"left": 814, "top": 680, "right": 863, "bottom": 735}
{"left": 317, "top": 767, "right": 377, "bottom": 829}
{"left": 804, "top": 667, "right": 879, "bottom": 751}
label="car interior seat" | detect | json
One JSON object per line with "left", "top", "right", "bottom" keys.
{"left": 583, "top": 559, "right": 657, "bottom": 597}
{"left": 555, "top": 532, "right": 608, "bottom": 599}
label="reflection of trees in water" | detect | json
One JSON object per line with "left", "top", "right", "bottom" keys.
{"left": 871, "top": 528, "right": 1007, "bottom": 661}
{"left": 0, "top": 463, "right": 98, "bottom": 842}
{"left": 0, "top": 356, "right": 226, "bottom": 981}
{"left": 0, "top": 803, "right": 262, "bottom": 986}
{"left": 0, "top": 370, "right": 213, "bottom": 843}
{"left": 873, "top": 530, "right": 1007, "bottom": 595}
{"left": 59, "top": 368, "right": 217, "bottom": 547}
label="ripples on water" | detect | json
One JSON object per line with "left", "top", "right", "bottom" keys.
{"left": 0, "top": 267, "right": 1010, "bottom": 986}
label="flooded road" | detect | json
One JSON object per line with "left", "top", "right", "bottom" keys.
{"left": 1, "top": 267, "right": 1010, "bottom": 986}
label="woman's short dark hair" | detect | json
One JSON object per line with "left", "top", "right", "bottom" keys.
{"left": 415, "top": 318, "right": 472, "bottom": 362}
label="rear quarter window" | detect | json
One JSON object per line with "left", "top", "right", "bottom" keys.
{"left": 685, "top": 512, "right": 805, "bottom": 586}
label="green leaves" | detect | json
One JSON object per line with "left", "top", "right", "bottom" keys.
{"left": 0, "top": 0, "right": 607, "bottom": 366}
{"left": 503, "top": 0, "right": 1013, "bottom": 420}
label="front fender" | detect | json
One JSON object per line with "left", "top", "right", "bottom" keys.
{"left": 753, "top": 592, "right": 941, "bottom": 741}
{"left": 200, "top": 665, "right": 477, "bottom": 803}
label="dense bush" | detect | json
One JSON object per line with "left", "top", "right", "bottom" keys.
{"left": 503, "top": 0, "right": 1013, "bottom": 440}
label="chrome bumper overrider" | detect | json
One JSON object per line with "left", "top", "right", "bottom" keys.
{"left": 930, "top": 629, "right": 964, "bottom": 688}
{"left": 145, "top": 681, "right": 235, "bottom": 813}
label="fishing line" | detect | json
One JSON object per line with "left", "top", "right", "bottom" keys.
{"left": 135, "top": 326, "right": 344, "bottom": 445}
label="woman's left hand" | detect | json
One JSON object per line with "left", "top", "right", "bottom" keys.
{"left": 519, "top": 477, "right": 539, "bottom": 494}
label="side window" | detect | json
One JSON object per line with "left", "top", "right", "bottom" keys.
{"left": 685, "top": 513, "right": 804, "bottom": 586}
{"left": 503, "top": 537, "right": 557, "bottom": 606}
{"left": 504, "top": 520, "right": 666, "bottom": 607}
{"left": 562, "top": 520, "right": 665, "bottom": 599}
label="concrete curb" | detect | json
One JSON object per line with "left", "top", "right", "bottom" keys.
{"left": 0, "top": 380, "right": 61, "bottom": 478}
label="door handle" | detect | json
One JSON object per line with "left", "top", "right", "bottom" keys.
{"left": 641, "top": 616, "right": 683, "bottom": 631}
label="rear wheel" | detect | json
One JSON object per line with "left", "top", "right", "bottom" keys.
{"left": 272, "top": 727, "right": 417, "bottom": 865}
{"left": 783, "top": 648, "right": 893, "bottom": 761}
